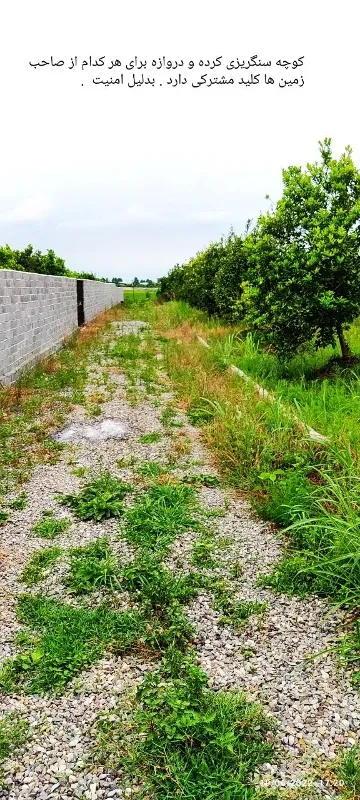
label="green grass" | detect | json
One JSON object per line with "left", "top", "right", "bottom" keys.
{"left": 136, "top": 461, "right": 170, "bottom": 479}
{"left": 0, "top": 334, "right": 89, "bottom": 496}
{"left": 160, "top": 405, "right": 183, "bottom": 428}
{"left": 32, "top": 511, "right": 71, "bottom": 539}
{"left": 94, "top": 651, "right": 275, "bottom": 800}
{"left": 57, "top": 473, "right": 132, "bottom": 521}
{"left": 8, "top": 492, "right": 28, "bottom": 510}
{"left": 19, "top": 547, "right": 62, "bottom": 586}
{"left": 213, "top": 326, "right": 360, "bottom": 445}
{"left": 121, "top": 554, "right": 201, "bottom": 612}
{"left": 191, "top": 531, "right": 217, "bottom": 568}
{"left": 124, "top": 481, "right": 201, "bottom": 554}
{"left": 121, "top": 555, "right": 199, "bottom": 652}
{"left": 139, "top": 431, "right": 163, "bottom": 444}
{"left": 0, "top": 594, "right": 147, "bottom": 694}
{"left": 258, "top": 450, "right": 360, "bottom": 610}
{"left": 336, "top": 744, "right": 360, "bottom": 797}
{"left": 208, "top": 579, "right": 268, "bottom": 630}
{"left": 65, "top": 538, "right": 120, "bottom": 594}
{"left": 183, "top": 472, "right": 221, "bottom": 488}
{"left": 0, "top": 713, "right": 29, "bottom": 781}
{"left": 71, "top": 466, "right": 89, "bottom": 478}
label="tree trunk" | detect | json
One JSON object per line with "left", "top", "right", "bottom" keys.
{"left": 336, "top": 323, "right": 352, "bottom": 360}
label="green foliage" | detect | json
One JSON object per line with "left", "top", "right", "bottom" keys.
{"left": 65, "top": 538, "right": 120, "bottom": 594}
{"left": 261, "top": 452, "right": 360, "bottom": 607}
{"left": 19, "top": 547, "right": 62, "bottom": 586}
{"left": 336, "top": 745, "right": 360, "bottom": 795}
{"left": 159, "top": 230, "right": 250, "bottom": 321}
{"left": 58, "top": 473, "right": 131, "bottom": 521}
{"left": 0, "top": 713, "right": 29, "bottom": 767}
{"left": 8, "top": 492, "right": 28, "bottom": 510}
{"left": 183, "top": 472, "right": 221, "bottom": 487}
{"left": 0, "top": 595, "right": 146, "bottom": 694}
{"left": 139, "top": 431, "right": 163, "bottom": 444}
{"left": 124, "top": 481, "right": 201, "bottom": 553}
{"left": 32, "top": 511, "right": 71, "bottom": 539}
{"left": 245, "top": 138, "right": 360, "bottom": 359}
{"left": 95, "top": 652, "right": 274, "bottom": 799}
{"left": 0, "top": 243, "right": 67, "bottom": 276}
{"left": 121, "top": 554, "right": 200, "bottom": 612}
{"left": 159, "top": 138, "right": 360, "bottom": 363}
{"left": 211, "top": 581, "right": 267, "bottom": 630}
{"left": 191, "top": 532, "right": 217, "bottom": 568}
{"left": 136, "top": 461, "right": 169, "bottom": 478}
{"left": 160, "top": 405, "right": 183, "bottom": 428}
{"left": 111, "top": 333, "right": 142, "bottom": 362}
{"left": 121, "top": 555, "right": 199, "bottom": 652}
{"left": 213, "top": 230, "right": 250, "bottom": 323}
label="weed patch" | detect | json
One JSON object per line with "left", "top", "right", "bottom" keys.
{"left": 0, "top": 713, "right": 29, "bottom": 781}
{"left": 94, "top": 652, "right": 275, "bottom": 799}
{"left": 336, "top": 744, "right": 360, "bottom": 796}
{"left": 58, "top": 473, "right": 131, "bottom": 521}
{"left": 65, "top": 538, "right": 120, "bottom": 594}
{"left": 139, "top": 432, "right": 163, "bottom": 444}
{"left": 0, "top": 595, "right": 147, "bottom": 694}
{"left": 32, "top": 511, "right": 71, "bottom": 539}
{"left": 124, "top": 482, "right": 201, "bottom": 553}
{"left": 19, "top": 547, "right": 62, "bottom": 586}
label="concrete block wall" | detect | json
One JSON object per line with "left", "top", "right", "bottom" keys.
{"left": 83, "top": 280, "right": 124, "bottom": 322}
{"left": 0, "top": 270, "right": 124, "bottom": 386}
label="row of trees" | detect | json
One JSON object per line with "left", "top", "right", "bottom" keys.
{"left": 0, "top": 244, "right": 123, "bottom": 284}
{"left": 0, "top": 245, "right": 158, "bottom": 288}
{"left": 159, "top": 139, "right": 360, "bottom": 359}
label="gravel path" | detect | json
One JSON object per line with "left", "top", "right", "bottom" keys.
{"left": 0, "top": 316, "right": 359, "bottom": 798}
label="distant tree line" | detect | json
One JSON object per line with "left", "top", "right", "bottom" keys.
{"left": 158, "top": 138, "right": 360, "bottom": 360}
{"left": 0, "top": 245, "right": 160, "bottom": 289}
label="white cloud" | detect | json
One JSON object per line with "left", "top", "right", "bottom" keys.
{"left": 57, "top": 207, "right": 160, "bottom": 228}
{"left": 0, "top": 198, "right": 52, "bottom": 225}
{"left": 190, "top": 211, "right": 234, "bottom": 222}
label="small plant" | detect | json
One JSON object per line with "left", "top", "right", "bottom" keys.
{"left": 19, "top": 547, "right": 62, "bottom": 586}
{"left": 170, "top": 436, "right": 192, "bottom": 457}
{"left": 210, "top": 579, "right": 268, "bottom": 630}
{"left": 160, "top": 405, "right": 183, "bottom": 428}
{"left": 87, "top": 404, "right": 102, "bottom": 418}
{"left": 0, "top": 511, "right": 9, "bottom": 525}
{"left": 124, "top": 481, "right": 201, "bottom": 553}
{"left": 65, "top": 538, "right": 120, "bottom": 594}
{"left": 336, "top": 744, "right": 360, "bottom": 795}
{"left": 58, "top": 473, "right": 131, "bottom": 521}
{"left": 230, "top": 561, "right": 244, "bottom": 579}
{"left": 8, "top": 492, "right": 28, "bottom": 510}
{"left": 0, "top": 713, "right": 29, "bottom": 773}
{"left": 139, "top": 432, "right": 163, "bottom": 444}
{"left": 136, "top": 461, "right": 169, "bottom": 478}
{"left": 32, "top": 511, "right": 71, "bottom": 540}
{"left": 191, "top": 533, "right": 216, "bottom": 568}
{"left": 71, "top": 467, "right": 89, "bottom": 478}
{"left": 183, "top": 472, "right": 221, "bottom": 487}
{"left": 117, "top": 456, "right": 137, "bottom": 469}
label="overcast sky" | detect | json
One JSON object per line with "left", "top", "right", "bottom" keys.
{"left": 1, "top": 0, "right": 359, "bottom": 282}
